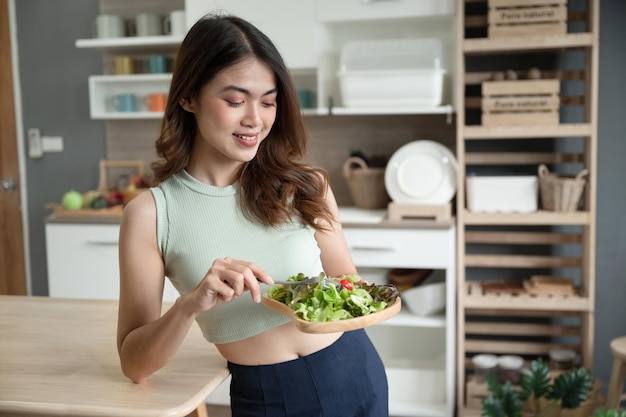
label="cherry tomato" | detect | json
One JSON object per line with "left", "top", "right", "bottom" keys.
{"left": 340, "top": 279, "right": 353, "bottom": 290}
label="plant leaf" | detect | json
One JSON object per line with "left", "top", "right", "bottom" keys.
{"left": 482, "top": 395, "right": 506, "bottom": 417}
{"left": 547, "top": 368, "right": 594, "bottom": 409}
{"left": 521, "top": 357, "right": 552, "bottom": 401}
{"left": 486, "top": 372, "right": 504, "bottom": 396}
{"left": 481, "top": 380, "right": 525, "bottom": 417}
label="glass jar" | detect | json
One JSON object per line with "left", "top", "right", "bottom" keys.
{"left": 472, "top": 354, "right": 498, "bottom": 383}
{"left": 497, "top": 355, "right": 524, "bottom": 384}
{"left": 549, "top": 348, "right": 577, "bottom": 370}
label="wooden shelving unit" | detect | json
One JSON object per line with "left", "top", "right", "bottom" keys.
{"left": 455, "top": 1, "right": 599, "bottom": 415}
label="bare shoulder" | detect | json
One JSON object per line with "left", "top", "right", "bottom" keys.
{"left": 120, "top": 189, "right": 157, "bottom": 233}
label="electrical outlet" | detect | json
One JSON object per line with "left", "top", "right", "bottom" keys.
{"left": 42, "top": 136, "right": 64, "bottom": 152}
{"left": 28, "top": 128, "right": 43, "bottom": 158}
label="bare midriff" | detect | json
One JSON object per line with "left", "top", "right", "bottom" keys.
{"left": 215, "top": 322, "right": 343, "bottom": 365}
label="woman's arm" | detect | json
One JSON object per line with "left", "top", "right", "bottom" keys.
{"left": 314, "top": 184, "right": 358, "bottom": 278}
{"left": 116, "top": 190, "right": 199, "bottom": 383}
{"left": 116, "top": 191, "right": 272, "bottom": 383}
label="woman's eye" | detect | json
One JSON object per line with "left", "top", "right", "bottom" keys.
{"left": 262, "top": 101, "right": 277, "bottom": 108}
{"left": 226, "top": 100, "right": 244, "bottom": 107}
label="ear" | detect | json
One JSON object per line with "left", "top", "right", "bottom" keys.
{"left": 179, "top": 97, "right": 195, "bottom": 113}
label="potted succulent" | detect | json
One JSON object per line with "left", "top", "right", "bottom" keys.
{"left": 481, "top": 357, "right": 596, "bottom": 417}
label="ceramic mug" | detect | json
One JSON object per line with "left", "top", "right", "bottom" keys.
{"left": 112, "top": 55, "right": 134, "bottom": 75}
{"left": 297, "top": 89, "right": 314, "bottom": 109}
{"left": 143, "top": 93, "right": 167, "bottom": 112}
{"left": 107, "top": 93, "right": 137, "bottom": 112}
{"left": 135, "top": 13, "right": 163, "bottom": 37}
{"left": 164, "top": 10, "right": 186, "bottom": 36}
{"left": 147, "top": 54, "right": 168, "bottom": 74}
{"left": 94, "top": 14, "right": 125, "bottom": 38}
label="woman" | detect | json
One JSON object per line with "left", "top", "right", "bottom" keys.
{"left": 116, "top": 13, "right": 388, "bottom": 417}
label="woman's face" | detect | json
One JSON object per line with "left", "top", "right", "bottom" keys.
{"left": 183, "top": 57, "right": 278, "bottom": 167}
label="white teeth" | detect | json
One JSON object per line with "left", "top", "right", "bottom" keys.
{"left": 235, "top": 134, "right": 255, "bottom": 141}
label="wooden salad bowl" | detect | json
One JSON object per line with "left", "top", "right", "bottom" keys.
{"left": 262, "top": 294, "right": 401, "bottom": 334}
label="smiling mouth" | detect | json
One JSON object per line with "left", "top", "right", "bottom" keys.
{"left": 234, "top": 133, "right": 257, "bottom": 141}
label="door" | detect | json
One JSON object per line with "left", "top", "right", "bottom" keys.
{"left": 0, "top": 0, "right": 27, "bottom": 295}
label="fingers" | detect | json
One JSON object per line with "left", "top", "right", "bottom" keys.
{"left": 214, "top": 258, "right": 273, "bottom": 303}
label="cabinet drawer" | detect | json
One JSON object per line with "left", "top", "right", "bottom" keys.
{"left": 46, "top": 224, "right": 121, "bottom": 300}
{"left": 343, "top": 227, "right": 454, "bottom": 269}
{"left": 316, "top": 0, "right": 454, "bottom": 23}
{"left": 45, "top": 224, "right": 178, "bottom": 301}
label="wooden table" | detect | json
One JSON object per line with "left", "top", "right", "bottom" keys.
{"left": 0, "top": 295, "right": 230, "bottom": 417}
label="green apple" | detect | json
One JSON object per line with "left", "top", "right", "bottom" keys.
{"left": 61, "top": 190, "right": 84, "bottom": 210}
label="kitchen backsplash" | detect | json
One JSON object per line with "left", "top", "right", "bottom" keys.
{"left": 105, "top": 114, "right": 456, "bottom": 207}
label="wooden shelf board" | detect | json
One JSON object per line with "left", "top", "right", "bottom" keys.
{"left": 462, "top": 210, "right": 591, "bottom": 225}
{"left": 465, "top": 321, "right": 581, "bottom": 337}
{"left": 464, "top": 340, "right": 581, "bottom": 356}
{"left": 463, "top": 124, "right": 593, "bottom": 139}
{"left": 463, "top": 33, "right": 594, "bottom": 54}
{"left": 463, "top": 282, "right": 591, "bottom": 312}
{"left": 464, "top": 231, "right": 582, "bottom": 245}
{"left": 464, "top": 254, "right": 581, "bottom": 268}
{"left": 464, "top": 152, "right": 585, "bottom": 165}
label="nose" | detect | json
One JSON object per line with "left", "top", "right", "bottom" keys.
{"left": 241, "top": 103, "right": 262, "bottom": 128}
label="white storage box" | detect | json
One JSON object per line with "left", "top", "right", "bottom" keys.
{"left": 466, "top": 176, "right": 538, "bottom": 213}
{"left": 337, "top": 38, "right": 446, "bottom": 108}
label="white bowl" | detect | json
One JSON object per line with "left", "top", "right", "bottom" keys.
{"left": 401, "top": 281, "right": 446, "bottom": 316}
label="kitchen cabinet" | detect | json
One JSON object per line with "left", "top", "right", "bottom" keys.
{"left": 184, "top": 0, "right": 456, "bottom": 117}
{"left": 45, "top": 222, "right": 178, "bottom": 301}
{"left": 454, "top": 0, "right": 599, "bottom": 415}
{"left": 316, "top": 0, "right": 454, "bottom": 23}
{"left": 185, "top": 0, "right": 319, "bottom": 70}
{"left": 342, "top": 217, "right": 456, "bottom": 417}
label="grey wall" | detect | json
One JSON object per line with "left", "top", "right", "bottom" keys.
{"left": 594, "top": 0, "right": 626, "bottom": 396}
{"left": 13, "top": 0, "right": 626, "bottom": 398}
{"left": 15, "top": 0, "right": 105, "bottom": 295}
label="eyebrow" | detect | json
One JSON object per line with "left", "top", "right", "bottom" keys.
{"left": 222, "top": 85, "right": 278, "bottom": 96}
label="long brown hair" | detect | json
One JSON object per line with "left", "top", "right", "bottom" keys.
{"left": 151, "top": 13, "right": 332, "bottom": 230}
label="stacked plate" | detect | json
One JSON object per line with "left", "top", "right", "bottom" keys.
{"left": 385, "top": 140, "right": 458, "bottom": 205}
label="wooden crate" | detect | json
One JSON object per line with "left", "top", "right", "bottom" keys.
{"left": 488, "top": 0, "right": 568, "bottom": 38}
{"left": 387, "top": 202, "right": 452, "bottom": 222}
{"left": 481, "top": 79, "right": 560, "bottom": 126}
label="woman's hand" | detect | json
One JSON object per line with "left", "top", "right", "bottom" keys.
{"left": 182, "top": 257, "right": 274, "bottom": 313}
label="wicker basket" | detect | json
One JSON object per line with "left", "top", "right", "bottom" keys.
{"left": 343, "top": 157, "right": 390, "bottom": 209}
{"left": 538, "top": 164, "right": 588, "bottom": 212}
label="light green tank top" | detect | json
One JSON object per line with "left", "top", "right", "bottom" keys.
{"left": 150, "top": 170, "right": 323, "bottom": 344}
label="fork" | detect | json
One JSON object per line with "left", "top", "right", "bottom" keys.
{"left": 272, "top": 276, "right": 341, "bottom": 289}
{"left": 272, "top": 276, "right": 320, "bottom": 286}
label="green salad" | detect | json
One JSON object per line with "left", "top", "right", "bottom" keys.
{"left": 267, "top": 272, "right": 400, "bottom": 322}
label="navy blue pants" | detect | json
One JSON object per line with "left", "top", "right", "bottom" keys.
{"left": 227, "top": 329, "right": 389, "bottom": 417}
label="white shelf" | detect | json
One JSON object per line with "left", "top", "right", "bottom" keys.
{"left": 384, "top": 309, "right": 446, "bottom": 328}
{"left": 75, "top": 35, "right": 183, "bottom": 49}
{"left": 91, "top": 111, "right": 164, "bottom": 120}
{"left": 330, "top": 105, "right": 453, "bottom": 116}
{"left": 88, "top": 74, "right": 172, "bottom": 120}
{"left": 347, "top": 223, "right": 456, "bottom": 417}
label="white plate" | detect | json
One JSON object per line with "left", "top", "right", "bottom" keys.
{"left": 385, "top": 140, "right": 457, "bottom": 204}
